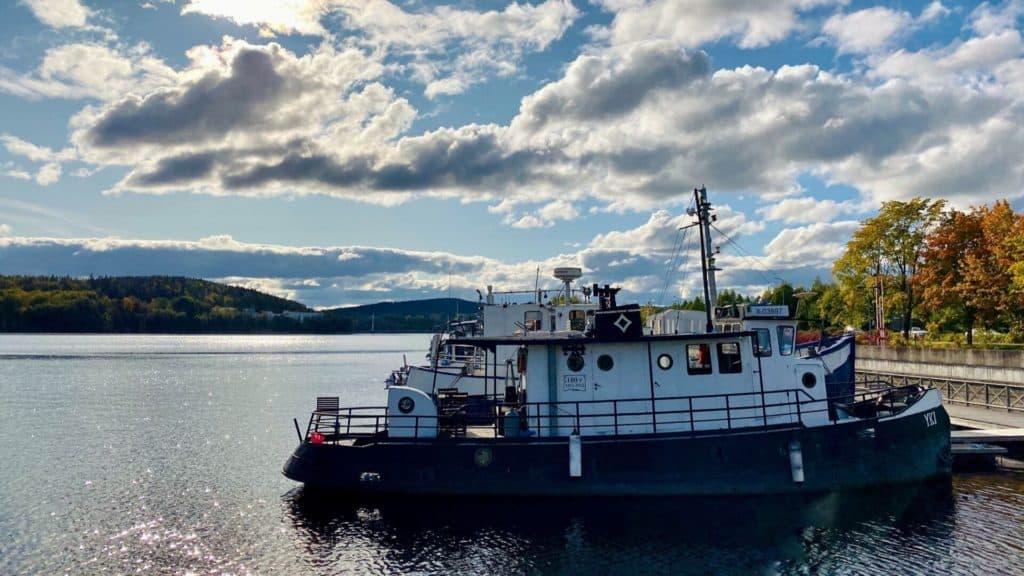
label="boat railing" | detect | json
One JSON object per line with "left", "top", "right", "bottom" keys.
{"left": 300, "top": 384, "right": 927, "bottom": 443}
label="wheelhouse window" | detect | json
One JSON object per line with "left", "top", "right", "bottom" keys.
{"left": 686, "top": 344, "right": 712, "bottom": 375}
{"left": 717, "top": 342, "right": 742, "bottom": 374}
{"left": 753, "top": 328, "right": 772, "bottom": 357}
{"left": 569, "top": 310, "right": 587, "bottom": 331}
{"left": 524, "top": 310, "right": 542, "bottom": 331}
{"left": 453, "top": 345, "right": 476, "bottom": 359}
{"left": 777, "top": 325, "right": 795, "bottom": 356}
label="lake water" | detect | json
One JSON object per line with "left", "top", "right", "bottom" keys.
{"left": 1, "top": 334, "right": 1022, "bottom": 575}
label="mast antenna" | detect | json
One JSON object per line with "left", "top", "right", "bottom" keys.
{"left": 534, "top": 267, "right": 541, "bottom": 303}
{"left": 694, "top": 186, "right": 719, "bottom": 333}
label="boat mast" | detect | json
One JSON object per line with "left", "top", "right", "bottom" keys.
{"left": 693, "top": 186, "right": 718, "bottom": 333}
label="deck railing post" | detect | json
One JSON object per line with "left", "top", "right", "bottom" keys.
{"left": 613, "top": 400, "right": 619, "bottom": 436}
{"left": 725, "top": 395, "right": 731, "bottom": 430}
{"left": 346, "top": 408, "right": 352, "bottom": 435}
{"left": 688, "top": 397, "right": 694, "bottom": 432}
{"left": 575, "top": 401, "right": 581, "bottom": 434}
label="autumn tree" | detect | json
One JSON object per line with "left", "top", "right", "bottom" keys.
{"left": 962, "top": 201, "right": 1019, "bottom": 334}
{"left": 917, "top": 209, "right": 984, "bottom": 344}
{"left": 1010, "top": 216, "right": 1024, "bottom": 334}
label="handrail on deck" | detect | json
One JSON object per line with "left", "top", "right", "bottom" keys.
{"left": 857, "top": 370, "right": 1024, "bottom": 413}
{"left": 302, "top": 383, "right": 926, "bottom": 443}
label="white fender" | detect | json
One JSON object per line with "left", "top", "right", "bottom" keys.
{"left": 569, "top": 433, "right": 582, "bottom": 478}
{"left": 789, "top": 439, "right": 804, "bottom": 484}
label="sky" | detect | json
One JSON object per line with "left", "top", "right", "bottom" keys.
{"left": 1, "top": 0, "right": 1023, "bottom": 308}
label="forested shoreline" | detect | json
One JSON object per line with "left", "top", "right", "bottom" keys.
{"left": 0, "top": 276, "right": 473, "bottom": 333}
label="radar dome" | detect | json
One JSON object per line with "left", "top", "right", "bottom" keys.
{"left": 553, "top": 267, "right": 582, "bottom": 283}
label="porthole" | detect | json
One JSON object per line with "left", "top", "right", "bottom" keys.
{"left": 597, "top": 354, "right": 614, "bottom": 371}
{"left": 657, "top": 354, "right": 673, "bottom": 370}
{"left": 398, "top": 396, "right": 415, "bottom": 413}
{"left": 567, "top": 353, "right": 585, "bottom": 372}
{"left": 802, "top": 372, "right": 817, "bottom": 389}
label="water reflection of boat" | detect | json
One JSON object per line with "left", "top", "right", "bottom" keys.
{"left": 282, "top": 481, "right": 955, "bottom": 575}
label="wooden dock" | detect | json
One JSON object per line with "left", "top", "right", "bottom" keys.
{"left": 951, "top": 428, "right": 1024, "bottom": 445}
{"left": 949, "top": 424, "right": 1023, "bottom": 470}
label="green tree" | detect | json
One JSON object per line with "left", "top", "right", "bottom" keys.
{"left": 760, "top": 283, "right": 796, "bottom": 315}
{"left": 833, "top": 198, "right": 945, "bottom": 337}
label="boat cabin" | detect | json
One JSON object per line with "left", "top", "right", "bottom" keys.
{"left": 385, "top": 303, "right": 830, "bottom": 439}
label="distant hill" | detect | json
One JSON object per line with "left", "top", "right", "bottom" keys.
{"left": 0, "top": 275, "right": 476, "bottom": 333}
{"left": 322, "top": 297, "right": 478, "bottom": 333}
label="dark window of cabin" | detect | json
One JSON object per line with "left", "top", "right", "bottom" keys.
{"left": 524, "top": 311, "right": 541, "bottom": 331}
{"left": 567, "top": 353, "right": 585, "bottom": 372}
{"left": 717, "top": 342, "right": 742, "bottom": 374}
{"left": 569, "top": 310, "right": 586, "bottom": 331}
{"left": 686, "top": 344, "right": 712, "bottom": 375}
{"left": 778, "top": 325, "right": 795, "bottom": 356}
{"left": 657, "top": 354, "right": 673, "bottom": 370}
{"left": 753, "top": 328, "right": 772, "bottom": 357}
{"left": 597, "top": 354, "right": 614, "bottom": 371}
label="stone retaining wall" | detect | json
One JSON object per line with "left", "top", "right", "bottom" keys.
{"left": 858, "top": 346, "right": 1024, "bottom": 384}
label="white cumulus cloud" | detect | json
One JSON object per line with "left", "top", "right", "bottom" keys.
{"left": 597, "top": 0, "right": 843, "bottom": 49}
{"left": 822, "top": 7, "right": 914, "bottom": 54}
{"left": 20, "top": 0, "right": 91, "bottom": 29}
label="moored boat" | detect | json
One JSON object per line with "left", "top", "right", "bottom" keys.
{"left": 283, "top": 188, "right": 951, "bottom": 496}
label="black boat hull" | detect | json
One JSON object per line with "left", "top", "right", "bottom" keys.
{"left": 283, "top": 405, "right": 951, "bottom": 496}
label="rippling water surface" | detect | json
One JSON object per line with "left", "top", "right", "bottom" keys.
{"left": 1, "top": 334, "right": 1021, "bottom": 575}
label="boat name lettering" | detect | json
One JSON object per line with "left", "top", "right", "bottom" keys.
{"left": 747, "top": 305, "right": 790, "bottom": 317}
{"left": 923, "top": 411, "right": 937, "bottom": 427}
{"left": 563, "top": 374, "right": 587, "bottom": 392}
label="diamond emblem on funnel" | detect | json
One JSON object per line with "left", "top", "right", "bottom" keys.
{"left": 614, "top": 314, "right": 632, "bottom": 333}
